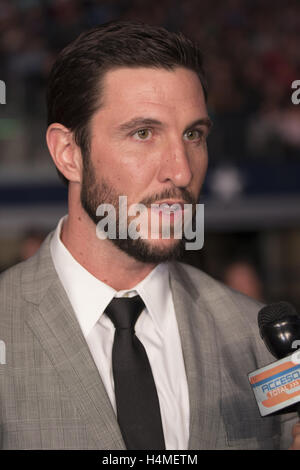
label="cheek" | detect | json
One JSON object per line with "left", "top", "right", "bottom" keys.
{"left": 113, "top": 145, "right": 159, "bottom": 185}
{"left": 200, "top": 152, "right": 209, "bottom": 177}
{"left": 191, "top": 147, "right": 208, "bottom": 182}
{"left": 91, "top": 137, "right": 160, "bottom": 196}
{"left": 100, "top": 158, "right": 156, "bottom": 200}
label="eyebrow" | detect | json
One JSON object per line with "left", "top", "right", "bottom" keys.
{"left": 183, "top": 117, "right": 213, "bottom": 134}
{"left": 116, "top": 116, "right": 213, "bottom": 134}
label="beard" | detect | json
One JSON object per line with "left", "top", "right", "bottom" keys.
{"left": 80, "top": 157, "right": 198, "bottom": 264}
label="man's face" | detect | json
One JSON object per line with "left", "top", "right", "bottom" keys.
{"left": 80, "top": 66, "right": 210, "bottom": 263}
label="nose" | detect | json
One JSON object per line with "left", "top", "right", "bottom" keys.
{"left": 157, "top": 138, "right": 193, "bottom": 188}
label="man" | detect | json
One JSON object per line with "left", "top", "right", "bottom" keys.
{"left": 0, "top": 20, "right": 298, "bottom": 450}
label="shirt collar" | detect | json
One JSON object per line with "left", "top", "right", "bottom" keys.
{"left": 50, "top": 216, "right": 170, "bottom": 338}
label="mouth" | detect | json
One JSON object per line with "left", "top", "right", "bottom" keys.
{"left": 152, "top": 200, "right": 185, "bottom": 209}
{"left": 149, "top": 200, "right": 186, "bottom": 221}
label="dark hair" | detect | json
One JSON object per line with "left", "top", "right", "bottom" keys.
{"left": 46, "top": 20, "right": 208, "bottom": 185}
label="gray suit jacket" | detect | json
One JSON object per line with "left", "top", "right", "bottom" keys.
{"left": 0, "top": 232, "right": 297, "bottom": 449}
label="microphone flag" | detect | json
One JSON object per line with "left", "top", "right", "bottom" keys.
{"left": 248, "top": 351, "right": 300, "bottom": 416}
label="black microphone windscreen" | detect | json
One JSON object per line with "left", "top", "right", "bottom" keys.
{"left": 258, "top": 301, "right": 299, "bottom": 330}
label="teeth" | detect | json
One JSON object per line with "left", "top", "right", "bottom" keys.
{"left": 150, "top": 203, "right": 183, "bottom": 214}
{"left": 160, "top": 203, "right": 181, "bottom": 212}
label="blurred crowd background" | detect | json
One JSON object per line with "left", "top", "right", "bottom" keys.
{"left": 0, "top": 0, "right": 300, "bottom": 309}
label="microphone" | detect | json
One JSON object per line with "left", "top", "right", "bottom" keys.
{"left": 258, "top": 302, "right": 300, "bottom": 359}
{"left": 248, "top": 301, "right": 300, "bottom": 417}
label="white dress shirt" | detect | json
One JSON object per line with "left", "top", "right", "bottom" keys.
{"left": 50, "top": 216, "right": 190, "bottom": 449}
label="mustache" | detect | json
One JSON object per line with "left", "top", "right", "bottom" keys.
{"left": 139, "top": 187, "right": 196, "bottom": 207}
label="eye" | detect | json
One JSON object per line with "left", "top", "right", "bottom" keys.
{"left": 133, "top": 128, "right": 152, "bottom": 140}
{"left": 184, "top": 129, "right": 204, "bottom": 142}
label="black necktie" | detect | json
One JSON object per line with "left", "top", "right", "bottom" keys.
{"left": 105, "top": 295, "right": 165, "bottom": 450}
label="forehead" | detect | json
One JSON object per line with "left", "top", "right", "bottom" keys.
{"left": 99, "top": 66, "right": 207, "bottom": 117}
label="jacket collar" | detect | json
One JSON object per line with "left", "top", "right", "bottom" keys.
{"left": 22, "top": 233, "right": 125, "bottom": 449}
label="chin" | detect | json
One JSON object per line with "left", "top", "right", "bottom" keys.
{"left": 111, "top": 236, "right": 185, "bottom": 264}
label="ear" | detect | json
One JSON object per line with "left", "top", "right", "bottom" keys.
{"left": 46, "top": 123, "right": 82, "bottom": 183}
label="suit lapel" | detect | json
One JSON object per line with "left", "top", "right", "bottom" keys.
{"left": 169, "top": 262, "right": 222, "bottom": 450}
{"left": 22, "top": 233, "right": 221, "bottom": 450}
{"left": 22, "top": 234, "right": 125, "bottom": 450}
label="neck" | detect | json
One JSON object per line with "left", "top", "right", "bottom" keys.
{"left": 60, "top": 205, "right": 156, "bottom": 291}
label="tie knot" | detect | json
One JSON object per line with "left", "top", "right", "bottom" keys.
{"left": 105, "top": 295, "right": 145, "bottom": 330}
